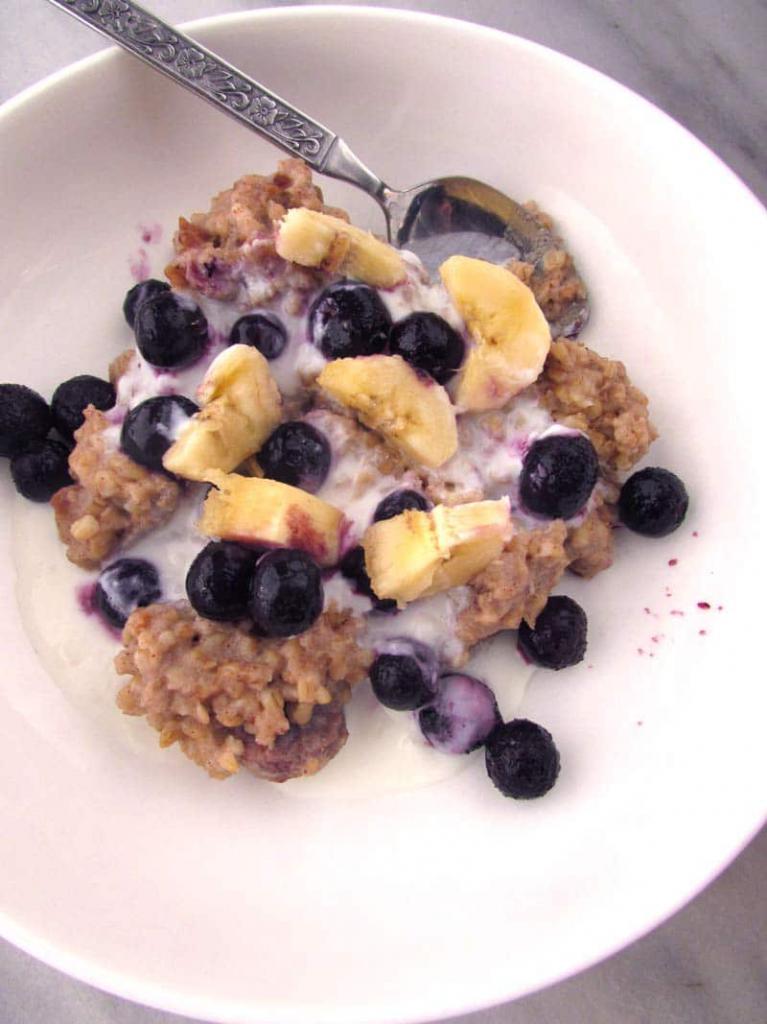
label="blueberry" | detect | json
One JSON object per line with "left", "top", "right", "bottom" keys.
{"left": 309, "top": 282, "right": 391, "bottom": 359}
{"left": 518, "top": 595, "right": 587, "bottom": 670}
{"left": 186, "top": 541, "right": 263, "bottom": 621}
{"left": 618, "top": 467, "right": 689, "bottom": 537}
{"left": 0, "top": 383, "right": 51, "bottom": 457}
{"left": 229, "top": 313, "right": 287, "bottom": 361}
{"left": 51, "top": 375, "right": 116, "bottom": 438}
{"left": 123, "top": 278, "right": 170, "bottom": 328}
{"left": 485, "top": 719, "right": 561, "bottom": 799}
{"left": 370, "top": 640, "right": 439, "bottom": 710}
{"left": 372, "top": 488, "right": 430, "bottom": 523}
{"left": 93, "top": 558, "right": 162, "bottom": 629}
{"left": 120, "top": 395, "right": 199, "bottom": 472}
{"left": 134, "top": 291, "right": 208, "bottom": 368}
{"left": 418, "top": 673, "right": 501, "bottom": 754}
{"left": 10, "top": 439, "right": 73, "bottom": 502}
{"left": 389, "top": 312, "right": 465, "bottom": 384}
{"left": 258, "top": 421, "right": 331, "bottom": 493}
{"left": 338, "top": 545, "right": 396, "bottom": 612}
{"left": 249, "top": 548, "right": 323, "bottom": 638}
{"left": 520, "top": 432, "right": 599, "bottom": 520}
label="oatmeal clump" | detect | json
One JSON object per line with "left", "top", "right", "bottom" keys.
{"left": 537, "top": 339, "right": 657, "bottom": 471}
{"left": 115, "top": 601, "right": 372, "bottom": 781}
{"left": 565, "top": 494, "right": 616, "bottom": 578}
{"left": 167, "top": 158, "right": 349, "bottom": 310}
{"left": 508, "top": 250, "right": 587, "bottom": 337}
{"left": 457, "top": 522, "right": 570, "bottom": 650}
{"left": 506, "top": 201, "right": 588, "bottom": 336}
{"left": 51, "top": 407, "right": 180, "bottom": 570}
{"left": 240, "top": 703, "right": 349, "bottom": 783}
{"left": 108, "top": 348, "right": 136, "bottom": 385}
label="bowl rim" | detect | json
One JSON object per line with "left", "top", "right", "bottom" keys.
{"left": 1, "top": 6, "right": 766, "bottom": 1024}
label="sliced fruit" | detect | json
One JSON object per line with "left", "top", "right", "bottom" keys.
{"left": 163, "top": 344, "right": 281, "bottom": 481}
{"left": 362, "top": 497, "right": 511, "bottom": 605}
{"left": 199, "top": 470, "right": 344, "bottom": 567}
{"left": 276, "top": 208, "right": 406, "bottom": 288}
{"left": 439, "top": 255, "right": 551, "bottom": 411}
{"left": 317, "top": 354, "right": 457, "bottom": 468}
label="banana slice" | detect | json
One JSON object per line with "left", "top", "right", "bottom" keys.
{"left": 440, "top": 255, "right": 551, "bottom": 411}
{"left": 163, "top": 344, "right": 282, "bottom": 482}
{"left": 199, "top": 471, "right": 344, "bottom": 567}
{"left": 276, "top": 208, "right": 407, "bottom": 288}
{"left": 317, "top": 354, "right": 458, "bottom": 468}
{"left": 362, "top": 497, "right": 512, "bottom": 605}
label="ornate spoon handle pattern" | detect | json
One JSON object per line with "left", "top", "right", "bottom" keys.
{"left": 46, "top": 0, "right": 384, "bottom": 197}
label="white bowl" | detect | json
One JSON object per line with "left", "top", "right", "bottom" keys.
{"left": 1, "top": 7, "right": 765, "bottom": 1023}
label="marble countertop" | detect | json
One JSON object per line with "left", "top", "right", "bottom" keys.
{"left": 1, "top": 2, "right": 765, "bottom": 1023}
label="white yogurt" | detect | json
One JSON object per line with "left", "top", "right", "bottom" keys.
{"left": 12, "top": 496, "right": 535, "bottom": 794}
{"left": 363, "top": 589, "right": 469, "bottom": 666}
{"left": 378, "top": 251, "right": 465, "bottom": 333}
{"left": 432, "top": 394, "right": 555, "bottom": 503}
{"left": 120, "top": 487, "right": 209, "bottom": 601}
{"left": 10, "top": 234, "right": 585, "bottom": 798}
{"left": 281, "top": 630, "right": 534, "bottom": 799}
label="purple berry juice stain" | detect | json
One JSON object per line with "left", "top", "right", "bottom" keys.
{"left": 77, "top": 583, "right": 121, "bottom": 639}
{"left": 129, "top": 248, "right": 151, "bottom": 282}
{"left": 139, "top": 222, "right": 162, "bottom": 245}
{"left": 76, "top": 582, "right": 96, "bottom": 615}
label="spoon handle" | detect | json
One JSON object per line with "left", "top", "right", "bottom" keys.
{"left": 45, "top": 0, "right": 386, "bottom": 199}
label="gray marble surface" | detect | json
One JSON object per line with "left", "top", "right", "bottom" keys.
{"left": 1, "top": 2, "right": 765, "bottom": 1023}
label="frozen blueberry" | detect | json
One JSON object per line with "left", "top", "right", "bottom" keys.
{"left": 0, "top": 383, "right": 51, "bottom": 457}
{"left": 418, "top": 673, "right": 501, "bottom": 754}
{"left": 123, "top": 278, "right": 170, "bottom": 328}
{"left": 389, "top": 312, "right": 465, "bottom": 384}
{"left": 93, "top": 558, "right": 162, "bottom": 629}
{"left": 618, "top": 467, "right": 689, "bottom": 537}
{"left": 10, "top": 439, "right": 73, "bottom": 502}
{"left": 186, "top": 541, "right": 263, "bottom": 621}
{"left": 258, "top": 421, "right": 331, "bottom": 493}
{"left": 517, "top": 595, "right": 587, "bottom": 670}
{"left": 372, "top": 488, "right": 431, "bottom": 522}
{"left": 120, "top": 395, "right": 199, "bottom": 472}
{"left": 134, "top": 291, "right": 208, "bottom": 368}
{"left": 249, "top": 548, "right": 323, "bottom": 638}
{"left": 51, "top": 375, "right": 116, "bottom": 438}
{"left": 309, "top": 282, "right": 391, "bottom": 359}
{"left": 338, "top": 545, "right": 396, "bottom": 612}
{"left": 485, "top": 719, "right": 560, "bottom": 799}
{"left": 229, "top": 313, "right": 287, "bottom": 361}
{"left": 370, "top": 640, "right": 439, "bottom": 710}
{"left": 520, "top": 432, "right": 599, "bottom": 520}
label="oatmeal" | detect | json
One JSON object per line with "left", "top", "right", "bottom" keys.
{"left": 538, "top": 339, "right": 657, "bottom": 471}
{"left": 2, "top": 158, "right": 688, "bottom": 798}
{"left": 116, "top": 602, "right": 370, "bottom": 779}
{"left": 52, "top": 407, "right": 181, "bottom": 570}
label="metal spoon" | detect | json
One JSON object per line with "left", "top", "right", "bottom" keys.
{"left": 46, "top": 0, "right": 588, "bottom": 337}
